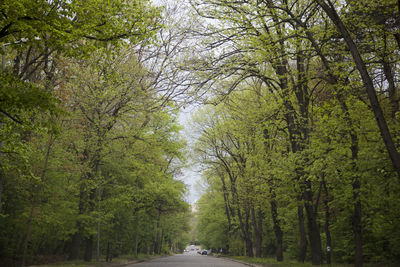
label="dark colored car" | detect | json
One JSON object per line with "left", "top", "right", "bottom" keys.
{"left": 201, "top": 250, "right": 208, "bottom": 255}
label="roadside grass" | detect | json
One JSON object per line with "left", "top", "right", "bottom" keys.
{"left": 224, "top": 256, "right": 398, "bottom": 267}
{"left": 29, "top": 253, "right": 163, "bottom": 267}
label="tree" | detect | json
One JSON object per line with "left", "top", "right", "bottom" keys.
{"left": 315, "top": 0, "right": 400, "bottom": 183}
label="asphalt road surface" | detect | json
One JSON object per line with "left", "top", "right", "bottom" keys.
{"left": 127, "top": 254, "right": 250, "bottom": 267}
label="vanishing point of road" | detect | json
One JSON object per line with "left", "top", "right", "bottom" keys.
{"left": 127, "top": 254, "right": 251, "bottom": 267}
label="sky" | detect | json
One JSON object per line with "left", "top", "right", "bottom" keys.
{"left": 150, "top": 0, "right": 205, "bottom": 204}
{"left": 177, "top": 105, "right": 203, "bottom": 204}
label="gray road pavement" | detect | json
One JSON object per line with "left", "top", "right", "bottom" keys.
{"left": 127, "top": 254, "right": 251, "bottom": 267}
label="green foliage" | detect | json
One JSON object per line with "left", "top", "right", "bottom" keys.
{"left": 0, "top": 0, "right": 161, "bottom": 56}
{"left": 0, "top": 1, "right": 190, "bottom": 264}
{"left": 0, "top": 71, "right": 58, "bottom": 117}
{"left": 196, "top": 187, "right": 229, "bottom": 250}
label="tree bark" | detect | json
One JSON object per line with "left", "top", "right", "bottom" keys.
{"left": 159, "top": 228, "right": 164, "bottom": 254}
{"left": 135, "top": 219, "right": 139, "bottom": 257}
{"left": 322, "top": 174, "right": 332, "bottom": 265}
{"left": 251, "top": 207, "right": 262, "bottom": 257}
{"left": 84, "top": 236, "right": 94, "bottom": 262}
{"left": 21, "top": 135, "right": 53, "bottom": 266}
{"left": 68, "top": 183, "right": 86, "bottom": 260}
{"left": 83, "top": 186, "right": 96, "bottom": 262}
{"left": 106, "top": 242, "right": 111, "bottom": 262}
{"left": 336, "top": 90, "right": 363, "bottom": 267}
{"left": 303, "top": 179, "right": 322, "bottom": 265}
{"left": 297, "top": 199, "right": 307, "bottom": 263}
{"left": 270, "top": 193, "right": 283, "bottom": 262}
{"left": 382, "top": 59, "right": 399, "bottom": 120}
{"left": 69, "top": 231, "right": 82, "bottom": 261}
{"left": 238, "top": 206, "right": 253, "bottom": 257}
{"left": 352, "top": 179, "right": 363, "bottom": 267}
{"left": 220, "top": 173, "right": 232, "bottom": 230}
{"left": 0, "top": 171, "right": 3, "bottom": 218}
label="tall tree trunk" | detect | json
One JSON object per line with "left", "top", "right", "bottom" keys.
{"left": 83, "top": 187, "right": 96, "bottom": 262}
{"left": 158, "top": 228, "right": 164, "bottom": 254}
{"left": 350, "top": 128, "right": 363, "bottom": 267}
{"left": 270, "top": 192, "right": 283, "bottom": 262}
{"left": 220, "top": 173, "right": 232, "bottom": 230}
{"left": 135, "top": 219, "right": 139, "bottom": 257}
{"left": 68, "top": 231, "right": 82, "bottom": 260}
{"left": 153, "top": 211, "right": 161, "bottom": 255}
{"left": 297, "top": 198, "right": 307, "bottom": 263}
{"left": 352, "top": 178, "right": 363, "bottom": 267}
{"left": 256, "top": 209, "right": 263, "bottom": 257}
{"left": 337, "top": 91, "right": 363, "bottom": 267}
{"left": 106, "top": 242, "right": 111, "bottom": 262}
{"left": 21, "top": 135, "right": 53, "bottom": 267}
{"left": 0, "top": 173, "right": 3, "bottom": 218}
{"left": 273, "top": 47, "right": 318, "bottom": 263}
{"left": 316, "top": 0, "right": 400, "bottom": 181}
{"left": 96, "top": 218, "right": 100, "bottom": 262}
{"left": 238, "top": 206, "right": 253, "bottom": 257}
{"left": 0, "top": 129, "right": 3, "bottom": 218}
{"left": 322, "top": 173, "right": 332, "bottom": 265}
{"left": 303, "top": 179, "right": 322, "bottom": 265}
{"left": 251, "top": 207, "right": 262, "bottom": 257}
{"left": 382, "top": 59, "right": 399, "bottom": 120}
{"left": 68, "top": 184, "right": 86, "bottom": 260}
{"left": 84, "top": 236, "right": 94, "bottom": 262}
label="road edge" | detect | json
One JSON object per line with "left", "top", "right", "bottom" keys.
{"left": 212, "top": 255, "right": 264, "bottom": 267}
{"left": 106, "top": 255, "right": 169, "bottom": 267}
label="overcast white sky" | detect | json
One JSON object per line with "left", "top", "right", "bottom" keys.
{"left": 150, "top": 0, "right": 205, "bottom": 204}
{"left": 177, "top": 105, "right": 203, "bottom": 204}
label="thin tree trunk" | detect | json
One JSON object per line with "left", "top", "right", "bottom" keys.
{"left": 238, "top": 206, "right": 253, "bottom": 257}
{"left": 0, "top": 170, "right": 3, "bottom": 217}
{"left": 135, "top": 219, "right": 139, "bottom": 257}
{"left": 96, "top": 217, "right": 100, "bottom": 262}
{"left": 153, "top": 211, "right": 161, "bottom": 255}
{"left": 84, "top": 236, "right": 94, "bottom": 262}
{"left": 303, "top": 179, "right": 322, "bottom": 265}
{"left": 337, "top": 90, "right": 363, "bottom": 267}
{"left": 220, "top": 174, "right": 232, "bottom": 230}
{"left": 83, "top": 187, "right": 96, "bottom": 262}
{"left": 159, "top": 228, "right": 164, "bottom": 254}
{"left": 322, "top": 173, "right": 332, "bottom": 265}
{"left": 69, "top": 149, "right": 89, "bottom": 260}
{"left": 270, "top": 193, "right": 283, "bottom": 262}
{"left": 382, "top": 59, "right": 399, "bottom": 120}
{"left": 106, "top": 242, "right": 111, "bottom": 262}
{"left": 352, "top": 179, "right": 363, "bottom": 267}
{"left": 256, "top": 209, "right": 263, "bottom": 257}
{"left": 69, "top": 230, "right": 82, "bottom": 260}
{"left": 251, "top": 207, "right": 262, "bottom": 257}
{"left": 21, "top": 135, "right": 53, "bottom": 267}
{"left": 350, "top": 128, "right": 363, "bottom": 267}
{"left": 297, "top": 198, "right": 307, "bottom": 263}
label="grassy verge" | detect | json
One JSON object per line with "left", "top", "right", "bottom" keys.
{"left": 29, "top": 254, "right": 165, "bottom": 267}
{"left": 224, "top": 256, "right": 397, "bottom": 267}
{"left": 224, "top": 256, "right": 335, "bottom": 267}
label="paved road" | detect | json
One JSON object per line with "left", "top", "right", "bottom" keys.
{"left": 127, "top": 254, "right": 250, "bottom": 267}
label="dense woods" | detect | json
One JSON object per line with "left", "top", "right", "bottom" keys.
{"left": 0, "top": 0, "right": 190, "bottom": 266}
{"left": 190, "top": 0, "right": 400, "bottom": 266}
{"left": 0, "top": 0, "right": 399, "bottom": 267}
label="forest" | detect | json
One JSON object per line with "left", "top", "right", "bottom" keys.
{"left": 0, "top": 0, "right": 399, "bottom": 267}
{"left": 0, "top": 0, "right": 191, "bottom": 266}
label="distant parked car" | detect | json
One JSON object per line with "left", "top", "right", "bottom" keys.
{"left": 201, "top": 250, "right": 208, "bottom": 255}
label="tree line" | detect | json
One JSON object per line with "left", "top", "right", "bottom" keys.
{"left": 189, "top": 0, "right": 400, "bottom": 266}
{"left": 0, "top": 0, "right": 191, "bottom": 266}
